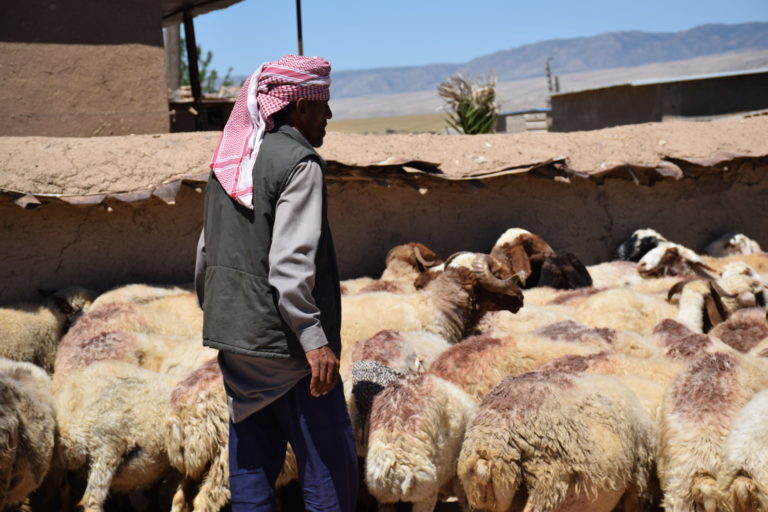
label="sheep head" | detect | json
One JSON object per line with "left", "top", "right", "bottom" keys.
{"left": 384, "top": 243, "right": 442, "bottom": 273}
{"left": 704, "top": 232, "right": 763, "bottom": 257}
{"left": 638, "top": 242, "right": 716, "bottom": 278}
{"left": 471, "top": 254, "right": 525, "bottom": 314}
{"left": 615, "top": 228, "right": 667, "bottom": 262}
{"left": 490, "top": 230, "right": 555, "bottom": 289}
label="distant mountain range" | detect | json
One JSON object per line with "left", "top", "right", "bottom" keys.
{"left": 329, "top": 22, "right": 768, "bottom": 99}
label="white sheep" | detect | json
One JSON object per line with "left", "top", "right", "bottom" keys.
{"left": 0, "top": 287, "right": 94, "bottom": 373}
{"left": 704, "top": 232, "right": 764, "bottom": 258}
{"left": 458, "top": 371, "right": 656, "bottom": 512}
{"left": 571, "top": 287, "right": 678, "bottom": 335}
{"left": 721, "top": 388, "right": 768, "bottom": 512}
{"left": 54, "top": 360, "right": 179, "bottom": 512}
{"left": 90, "top": 283, "right": 191, "bottom": 310}
{"left": 0, "top": 358, "right": 56, "bottom": 509}
{"left": 365, "top": 371, "right": 476, "bottom": 511}
{"left": 657, "top": 350, "right": 768, "bottom": 512}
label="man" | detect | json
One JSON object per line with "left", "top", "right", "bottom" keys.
{"left": 198, "top": 55, "right": 357, "bottom": 512}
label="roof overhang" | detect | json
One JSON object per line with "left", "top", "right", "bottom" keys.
{"left": 161, "top": 0, "right": 246, "bottom": 25}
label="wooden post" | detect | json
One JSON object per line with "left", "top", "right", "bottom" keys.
{"left": 164, "top": 24, "right": 181, "bottom": 93}
{"left": 295, "top": 0, "right": 303, "bottom": 56}
{"left": 183, "top": 9, "right": 205, "bottom": 130}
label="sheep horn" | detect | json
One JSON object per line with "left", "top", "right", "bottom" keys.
{"left": 443, "top": 251, "right": 474, "bottom": 269}
{"left": 413, "top": 245, "right": 439, "bottom": 269}
{"left": 472, "top": 254, "right": 524, "bottom": 292}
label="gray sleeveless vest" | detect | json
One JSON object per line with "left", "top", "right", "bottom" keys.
{"left": 202, "top": 124, "right": 341, "bottom": 359}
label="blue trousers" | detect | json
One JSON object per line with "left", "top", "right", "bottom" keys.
{"left": 228, "top": 375, "right": 358, "bottom": 512}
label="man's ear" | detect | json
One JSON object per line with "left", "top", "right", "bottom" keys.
{"left": 294, "top": 98, "right": 309, "bottom": 118}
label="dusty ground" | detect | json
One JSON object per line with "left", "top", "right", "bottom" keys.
{"left": 1, "top": 115, "right": 766, "bottom": 197}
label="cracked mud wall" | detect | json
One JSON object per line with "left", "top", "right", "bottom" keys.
{"left": 1, "top": 161, "right": 766, "bottom": 304}
{"left": 330, "top": 158, "right": 768, "bottom": 278}
{"left": 0, "top": 187, "right": 204, "bottom": 303}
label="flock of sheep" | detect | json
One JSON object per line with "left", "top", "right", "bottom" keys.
{"left": 0, "top": 227, "right": 767, "bottom": 512}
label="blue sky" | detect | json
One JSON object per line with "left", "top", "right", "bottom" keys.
{"left": 192, "top": 0, "right": 768, "bottom": 76}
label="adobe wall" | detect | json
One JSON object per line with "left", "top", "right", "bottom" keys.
{"left": 2, "top": 158, "right": 766, "bottom": 304}
{"left": 0, "top": 0, "right": 168, "bottom": 136}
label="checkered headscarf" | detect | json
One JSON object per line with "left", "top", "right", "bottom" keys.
{"left": 210, "top": 55, "right": 331, "bottom": 209}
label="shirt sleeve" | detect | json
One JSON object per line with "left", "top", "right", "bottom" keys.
{"left": 268, "top": 159, "right": 329, "bottom": 352}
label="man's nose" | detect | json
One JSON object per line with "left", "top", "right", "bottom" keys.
{"left": 325, "top": 104, "right": 333, "bottom": 120}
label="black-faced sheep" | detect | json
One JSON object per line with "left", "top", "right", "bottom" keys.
{"left": 0, "top": 358, "right": 56, "bottom": 509}
{"left": 657, "top": 351, "right": 768, "bottom": 512}
{"left": 0, "top": 287, "right": 94, "bottom": 373}
{"left": 615, "top": 228, "right": 668, "bottom": 262}
{"left": 458, "top": 371, "right": 656, "bottom": 512}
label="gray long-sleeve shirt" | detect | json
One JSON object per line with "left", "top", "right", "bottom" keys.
{"left": 196, "top": 158, "right": 330, "bottom": 421}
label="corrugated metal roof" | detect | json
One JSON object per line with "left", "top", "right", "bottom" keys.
{"left": 552, "top": 67, "right": 768, "bottom": 97}
{"left": 161, "top": 0, "right": 246, "bottom": 24}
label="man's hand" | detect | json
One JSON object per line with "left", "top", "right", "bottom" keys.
{"left": 305, "top": 345, "right": 339, "bottom": 397}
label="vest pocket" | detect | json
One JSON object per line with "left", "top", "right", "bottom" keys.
{"left": 203, "top": 266, "right": 289, "bottom": 355}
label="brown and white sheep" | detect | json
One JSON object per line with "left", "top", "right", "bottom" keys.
{"left": 489, "top": 228, "right": 592, "bottom": 289}
{"left": 341, "top": 243, "right": 442, "bottom": 295}
{"left": 458, "top": 371, "right": 656, "bottom": 512}
{"left": 720, "top": 388, "right": 768, "bottom": 512}
{"left": 657, "top": 350, "right": 768, "bottom": 512}
{"left": 0, "top": 358, "right": 56, "bottom": 509}
{"left": 340, "top": 252, "right": 523, "bottom": 357}
{"left": 365, "top": 371, "right": 476, "bottom": 511}
{"left": 0, "top": 287, "right": 94, "bottom": 373}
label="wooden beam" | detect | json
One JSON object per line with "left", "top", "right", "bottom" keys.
{"left": 183, "top": 9, "right": 205, "bottom": 130}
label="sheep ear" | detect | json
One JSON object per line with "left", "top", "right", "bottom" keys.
{"left": 667, "top": 280, "right": 689, "bottom": 302}
{"left": 703, "top": 293, "right": 725, "bottom": 331}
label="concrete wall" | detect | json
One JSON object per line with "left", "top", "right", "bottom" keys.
{"left": 551, "top": 71, "right": 768, "bottom": 132}
{"left": 0, "top": 0, "right": 169, "bottom": 136}
{"left": 2, "top": 158, "right": 767, "bottom": 304}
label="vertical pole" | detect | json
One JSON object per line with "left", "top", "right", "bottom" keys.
{"left": 165, "top": 23, "right": 181, "bottom": 93}
{"left": 295, "top": 0, "right": 303, "bottom": 56}
{"left": 183, "top": 9, "right": 205, "bottom": 130}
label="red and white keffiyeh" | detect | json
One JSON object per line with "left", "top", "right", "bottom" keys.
{"left": 209, "top": 55, "right": 331, "bottom": 209}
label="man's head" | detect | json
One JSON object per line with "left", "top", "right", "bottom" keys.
{"left": 210, "top": 54, "right": 332, "bottom": 207}
{"left": 279, "top": 98, "right": 332, "bottom": 147}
